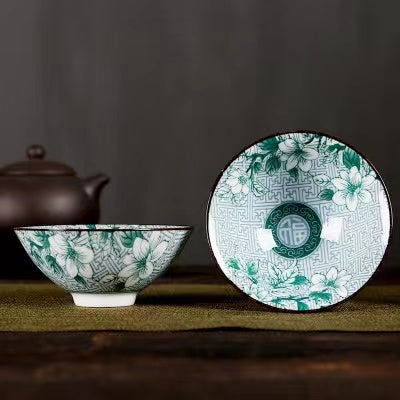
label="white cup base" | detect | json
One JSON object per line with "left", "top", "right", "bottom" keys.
{"left": 70, "top": 292, "right": 137, "bottom": 307}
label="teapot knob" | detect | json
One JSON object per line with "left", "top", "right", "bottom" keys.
{"left": 27, "top": 145, "right": 46, "bottom": 160}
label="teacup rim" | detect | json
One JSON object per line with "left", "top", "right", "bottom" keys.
{"left": 15, "top": 224, "right": 193, "bottom": 232}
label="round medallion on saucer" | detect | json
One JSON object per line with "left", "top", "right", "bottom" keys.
{"left": 207, "top": 131, "right": 392, "bottom": 311}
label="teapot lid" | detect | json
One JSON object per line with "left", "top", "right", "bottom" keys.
{"left": 0, "top": 145, "right": 76, "bottom": 176}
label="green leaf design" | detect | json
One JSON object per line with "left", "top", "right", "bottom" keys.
{"left": 217, "top": 185, "right": 231, "bottom": 199}
{"left": 265, "top": 156, "right": 281, "bottom": 175}
{"left": 120, "top": 231, "right": 144, "bottom": 248}
{"left": 227, "top": 258, "right": 240, "bottom": 270}
{"left": 343, "top": 149, "right": 360, "bottom": 170}
{"left": 100, "top": 231, "right": 109, "bottom": 242}
{"left": 29, "top": 232, "right": 51, "bottom": 250}
{"left": 32, "top": 250, "right": 43, "bottom": 265}
{"left": 252, "top": 160, "right": 262, "bottom": 173}
{"left": 45, "top": 255, "right": 64, "bottom": 276}
{"left": 246, "top": 262, "right": 258, "bottom": 276}
{"left": 86, "top": 224, "right": 97, "bottom": 229}
{"left": 265, "top": 263, "right": 281, "bottom": 286}
{"left": 113, "top": 281, "right": 126, "bottom": 292}
{"left": 291, "top": 275, "right": 309, "bottom": 285}
{"left": 310, "top": 291, "right": 332, "bottom": 302}
{"left": 279, "top": 263, "right": 298, "bottom": 284}
{"left": 252, "top": 179, "right": 268, "bottom": 196}
{"left": 327, "top": 143, "right": 345, "bottom": 153}
{"left": 297, "top": 301, "right": 309, "bottom": 311}
{"left": 258, "top": 137, "right": 279, "bottom": 152}
{"left": 288, "top": 168, "right": 299, "bottom": 181}
{"left": 74, "top": 275, "right": 87, "bottom": 286}
{"left": 313, "top": 174, "right": 330, "bottom": 186}
{"left": 319, "top": 188, "right": 334, "bottom": 201}
{"left": 266, "top": 262, "right": 298, "bottom": 288}
{"left": 100, "top": 274, "right": 116, "bottom": 284}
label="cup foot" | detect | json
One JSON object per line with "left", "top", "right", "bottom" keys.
{"left": 70, "top": 292, "right": 137, "bottom": 307}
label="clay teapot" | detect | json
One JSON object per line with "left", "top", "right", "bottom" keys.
{"left": 0, "top": 145, "right": 109, "bottom": 229}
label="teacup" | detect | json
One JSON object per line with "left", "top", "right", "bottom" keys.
{"left": 15, "top": 224, "right": 192, "bottom": 307}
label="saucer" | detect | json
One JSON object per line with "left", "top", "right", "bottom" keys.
{"left": 207, "top": 131, "right": 392, "bottom": 311}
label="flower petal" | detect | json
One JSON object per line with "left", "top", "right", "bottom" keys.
{"left": 279, "top": 153, "right": 290, "bottom": 161}
{"left": 359, "top": 189, "right": 372, "bottom": 204}
{"left": 133, "top": 237, "right": 150, "bottom": 260}
{"left": 331, "top": 178, "right": 348, "bottom": 191}
{"left": 78, "top": 262, "right": 93, "bottom": 279}
{"left": 241, "top": 184, "right": 250, "bottom": 194}
{"left": 148, "top": 231, "right": 161, "bottom": 249}
{"left": 74, "top": 246, "right": 94, "bottom": 264}
{"left": 349, "top": 167, "right": 361, "bottom": 186}
{"left": 279, "top": 139, "right": 297, "bottom": 154}
{"left": 332, "top": 191, "right": 346, "bottom": 206}
{"left": 346, "top": 192, "right": 358, "bottom": 211}
{"left": 65, "top": 258, "right": 78, "bottom": 278}
{"left": 311, "top": 273, "right": 325, "bottom": 284}
{"left": 118, "top": 264, "right": 137, "bottom": 278}
{"left": 229, "top": 168, "right": 241, "bottom": 178}
{"left": 334, "top": 286, "right": 348, "bottom": 298}
{"left": 227, "top": 177, "right": 238, "bottom": 187}
{"left": 339, "top": 171, "right": 349, "bottom": 180}
{"left": 123, "top": 253, "right": 136, "bottom": 265}
{"left": 326, "top": 267, "right": 338, "bottom": 281}
{"left": 310, "top": 283, "right": 326, "bottom": 293}
{"left": 286, "top": 154, "right": 300, "bottom": 171}
{"left": 151, "top": 241, "right": 168, "bottom": 261}
{"left": 362, "top": 175, "right": 374, "bottom": 187}
{"left": 301, "top": 147, "right": 319, "bottom": 160}
{"left": 231, "top": 183, "right": 243, "bottom": 194}
{"left": 336, "top": 273, "right": 352, "bottom": 286}
{"left": 49, "top": 234, "right": 69, "bottom": 254}
{"left": 297, "top": 158, "right": 312, "bottom": 172}
{"left": 139, "top": 261, "right": 154, "bottom": 279}
{"left": 28, "top": 233, "right": 43, "bottom": 247}
{"left": 55, "top": 252, "right": 68, "bottom": 267}
{"left": 125, "top": 273, "right": 140, "bottom": 287}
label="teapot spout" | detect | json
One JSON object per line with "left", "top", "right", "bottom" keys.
{"left": 82, "top": 174, "right": 110, "bottom": 201}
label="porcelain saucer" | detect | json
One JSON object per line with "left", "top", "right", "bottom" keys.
{"left": 207, "top": 131, "right": 392, "bottom": 311}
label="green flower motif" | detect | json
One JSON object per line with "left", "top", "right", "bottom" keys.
{"left": 278, "top": 137, "right": 319, "bottom": 172}
{"left": 119, "top": 232, "right": 168, "bottom": 288}
{"left": 49, "top": 234, "right": 94, "bottom": 279}
{"left": 225, "top": 256, "right": 353, "bottom": 309}
{"left": 310, "top": 267, "right": 351, "bottom": 298}
{"left": 226, "top": 167, "right": 250, "bottom": 196}
{"left": 331, "top": 166, "right": 374, "bottom": 211}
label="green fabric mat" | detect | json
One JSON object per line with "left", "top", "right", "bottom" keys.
{"left": 0, "top": 282, "right": 399, "bottom": 332}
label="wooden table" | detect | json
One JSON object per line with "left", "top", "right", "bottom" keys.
{"left": 0, "top": 266, "right": 399, "bottom": 400}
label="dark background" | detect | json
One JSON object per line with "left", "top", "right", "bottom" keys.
{"left": 0, "top": 0, "right": 398, "bottom": 268}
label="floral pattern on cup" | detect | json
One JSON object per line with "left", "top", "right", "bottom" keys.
{"left": 119, "top": 233, "right": 168, "bottom": 288}
{"left": 216, "top": 132, "right": 377, "bottom": 212}
{"left": 225, "top": 257, "right": 351, "bottom": 311}
{"left": 15, "top": 225, "right": 192, "bottom": 294}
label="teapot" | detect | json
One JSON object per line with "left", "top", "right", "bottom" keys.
{"left": 0, "top": 145, "right": 109, "bottom": 229}
{"left": 0, "top": 145, "right": 109, "bottom": 279}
